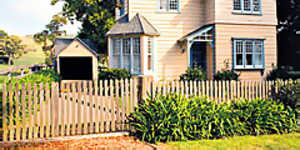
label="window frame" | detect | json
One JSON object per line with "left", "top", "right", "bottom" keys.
{"left": 111, "top": 37, "right": 141, "bottom": 75}
{"left": 158, "top": 0, "right": 180, "bottom": 13}
{"left": 232, "top": 0, "right": 262, "bottom": 15}
{"left": 146, "top": 37, "right": 154, "bottom": 73}
{"left": 120, "top": 0, "right": 126, "bottom": 16}
{"left": 232, "top": 38, "right": 265, "bottom": 70}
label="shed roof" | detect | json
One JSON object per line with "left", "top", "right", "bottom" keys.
{"left": 54, "top": 38, "right": 98, "bottom": 57}
{"left": 106, "top": 13, "right": 160, "bottom": 36}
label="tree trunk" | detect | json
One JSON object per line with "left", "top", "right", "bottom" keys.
{"left": 8, "top": 56, "right": 12, "bottom": 67}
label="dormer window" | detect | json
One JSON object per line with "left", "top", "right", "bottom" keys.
{"left": 233, "top": 0, "right": 261, "bottom": 15}
{"left": 159, "top": 0, "right": 180, "bottom": 12}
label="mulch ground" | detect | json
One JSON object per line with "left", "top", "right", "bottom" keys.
{"left": 0, "top": 136, "right": 155, "bottom": 150}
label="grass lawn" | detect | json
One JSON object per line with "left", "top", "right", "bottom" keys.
{"left": 161, "top": 133, "right": 300, "bottom": 150}
{"left": 0, "top": 36, "right": 45, "bottom": 70}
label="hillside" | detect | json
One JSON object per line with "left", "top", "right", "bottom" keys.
{"left": 0, "top": 36, "right": 45, "bottom": 70}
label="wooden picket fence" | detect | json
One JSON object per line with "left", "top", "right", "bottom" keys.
{"left": 1, "top": 79, "right": 138, "bottom": 142}
{"left": 1, "top": 78, "right": 297, "bottom": 142}
{"left": 142, "top": 79, "right": 296, "bottom": 103}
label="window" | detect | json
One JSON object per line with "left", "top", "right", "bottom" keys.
{"left": 233, "top": 0, "right": 261, "bottom": 14}
{"left": 133, "top": 37, "right": 141, "bottom": 73}
{"left": 120, "top": 0, "right": 125, "bottom": 16}
{"left": 112, "top": 39, "right": 120, "bottom": 68}
{"left": 233, "top": 39, "right": 264, "bottom": 69}
{"left": 159, "top": 0, "right": 180, "bottom": 12}
{"left": 111, "top": 37, "right": 141, "bottom": 74}
{"left": 147, "top": 37, "right": 154, "bottom": 72}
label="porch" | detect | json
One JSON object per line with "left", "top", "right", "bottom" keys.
{"left": 178, "top": 25, "right": 215, "bottom": 80}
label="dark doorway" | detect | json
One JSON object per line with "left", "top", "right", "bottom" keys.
{"left": 59, "top": 57, "right": 93, "bottom": 80}
{"left": 190, "top": 42, "right": 207, "bottom": 71}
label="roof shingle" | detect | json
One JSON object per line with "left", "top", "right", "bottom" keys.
{"left": 106, "top": 13, "right": 160, "bottom": 36}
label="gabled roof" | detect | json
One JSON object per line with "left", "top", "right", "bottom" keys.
{"left": 178, "top": 24, "right": 214, "bottom": 42}
{"left": 54, "top": 37, "right": 98, "bottom": 57}
{"left": 106, "top": 13, "right": 160, "bottom": 36}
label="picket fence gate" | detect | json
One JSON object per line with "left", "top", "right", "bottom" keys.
{"left": 1, "top": 78, "right": 296, "bottom": 142}
{"left": 1, "top": 79, "right": 138, "bottom": 142}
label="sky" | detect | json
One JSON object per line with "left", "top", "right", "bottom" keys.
{"left": 0, "top": 0, "right": 81, "bottom": 36}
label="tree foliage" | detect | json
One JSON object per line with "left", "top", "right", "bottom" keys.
{"left": 51, "top": 0, "right": 119, "bottom": 54}
{"left": 277, "top": 0, "right": 300, "bottom": 70}
{"left": 33, "top": 14, "right": 67, "bottom": 65}
{"left": 0, "top": 30, "right": 27, "bottom": 66}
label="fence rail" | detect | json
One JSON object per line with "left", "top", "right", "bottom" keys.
{"left": 143, "top": 79, "right": 295, "bottom": 103}
{"left": 1, "top": 79, "right": 296, "bottom": 142}
{"left": 1, "top": 79, "right": 138, "bottom": 142}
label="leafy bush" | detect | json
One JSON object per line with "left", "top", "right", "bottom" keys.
{"left": 214, "top": 70, "right": 239, "bottom": 81}
{"left": 180, "top": 67, "right": 206, "bottom": 81}
{"left": 129, "top": 93, "right": 297, "bottom": 143}
{"left": 6, "top": 69, "right": 60, "bottom": 85}
{"left": 270, "top": 80, "right": 300, "bottom": 120}
{"left": 98, "top": 68, "right": 131, "bottom": 80}
{"left": 1, "top": 69, "right": 60, "bottom": 128}
{"left": 267, "top": 68, "right": 300, "bottom": 80}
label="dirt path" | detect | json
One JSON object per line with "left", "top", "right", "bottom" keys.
{"left": 0, "top": 136, "right": 155, "bottom": 150}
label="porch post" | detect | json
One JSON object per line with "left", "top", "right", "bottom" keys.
{"left": 187, "top": 40, "right": 192, "bottom": 68}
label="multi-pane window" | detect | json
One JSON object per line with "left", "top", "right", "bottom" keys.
{"left": 112, "top": 39, "right": 120, "bottom": 68}
{"left": 159, "top": 0, "right": 180, "bottom": 12}
{"left": 133, "top": 37, "right": 141, "bottom": 73}
{"left": 123, "top": 38, "right": 130, "bottom": 71}
{"left": 233, "top": 0, "right": 261, "bottom": 14}
{"left": 233, "top": 39, "right": 264, "bottom": 69}
{"left": 147, "top": 37, "right": 154, "bottom": 72}
{"left": 111, "top": 37, "right": 141, "bottom": 74}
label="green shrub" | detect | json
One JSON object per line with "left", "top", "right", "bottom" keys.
{"left": 6, "top": 69, "right": 60, "bottom": 85}
{"left": 270, "top": 80, "right": 300, "bottom": 120}
{"left": 129, "top": 93, "right": 297, "bottom": 143}
{"left": 98, "top": 68, "right": 131, "bottom": 80}
{"left": 267, "top": 68, "right": 300, "bottom": 80}
{"left": 214, "top": 70, "right": 239, "bottom": 81}
{"left": 180, "top": 67, "right": 206, "bottom": 81}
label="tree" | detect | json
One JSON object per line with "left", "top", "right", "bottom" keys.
{"left": 277, "top": 0, "right": 300, "bottom": 70}
{"left": 51, "top": 0, "right": 120, "bottom": 54}
{"left": 0, "top": 30, "right": 26, "bottom": 67}
{"left": 34, "top": 14, "right": 67, "bottom": 65}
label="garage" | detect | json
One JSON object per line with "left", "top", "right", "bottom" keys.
{"left": 55, "top": 38, "right": 99, "bottom": 81}
{"left": 59, "top": 57, "right": 93, "bottom": 80}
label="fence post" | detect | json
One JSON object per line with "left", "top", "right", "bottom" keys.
{"left": 137, "top": 76, "right": 153, "bottom": 100}
{"left": 2, "top": 84, "right": 7, "bottom": 141}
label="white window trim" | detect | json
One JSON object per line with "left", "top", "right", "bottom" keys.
{"left": 233, "top": 38, "right": 265, "bottom": 70}
{"left": 232, "top": 0, "right": 262, "bottom": 15}
{"left": 111, "top": 37, "right": 141, "bottom": 75}
{"left": 157, "top": 0, "right": 180, "bottom": 13}
{"left": 144, "top": 37, "right": 155, "bottom": 75}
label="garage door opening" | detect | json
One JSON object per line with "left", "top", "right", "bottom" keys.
{"left": 59, "top": 57, "right": 93, "bottom": 80}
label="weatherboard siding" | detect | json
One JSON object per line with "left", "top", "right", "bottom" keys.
{"left": 128, "top": 0, "right": 208, "bottom": 80}
{"left": 215, "top": 0, "right": 277, "bottom": 26}
{"left": 214, "top": 24, "right": 277, "bottom": 80}
{"left": 109, "top": 0, "right": 278, "bottom": 80}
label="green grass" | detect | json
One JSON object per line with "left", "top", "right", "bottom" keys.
{"left": 162, "top": 133, "right": 300, "bottom": 150}
{"left": 0, "top": 36, "right": 45, "bottom": 70}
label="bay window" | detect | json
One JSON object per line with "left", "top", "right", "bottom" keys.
{"left": 111, "top": 37, "right": 141, "bottom": 74}
{"left": 233, "top": 39, "right": 265, "bottom": 69}
{"left": 233, "top": 0, "right": 261, "bottom": 14}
